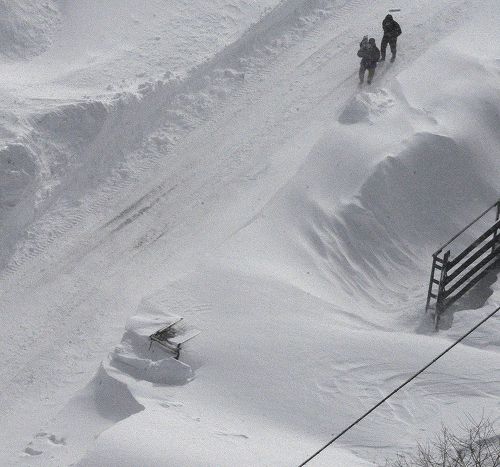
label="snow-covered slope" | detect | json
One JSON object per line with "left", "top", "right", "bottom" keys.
{"left": 0, "top": 0, "right": 499, "bottom": 466}
{"left": 0, "top": 0, "right": 60, "bottom": 60}
{"left": 0, "top": 0, "right": 280, "bottom": 267}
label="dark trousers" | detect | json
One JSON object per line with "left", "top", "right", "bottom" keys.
{"left": 381, "top": 36, "right": 397, "bottom": 59}
{"left": 359, "top": 65, "right": 375, "bottom": 83}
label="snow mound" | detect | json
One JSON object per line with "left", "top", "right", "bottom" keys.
{"left": 0, "top": 100, "right": 110, "bottom": 267}
{"left": 84, "top": 364, "right": 145, "bottom": 422}
{"left": 0, "top": 0, "right": 60, "bottom": 60}
{"left": 309, "top": 132, "right": 497, "bottom": 298}
{"left": 339, "top": 89, "right": 396, "bottom": 124}
{"left": 219, "top": 34, "right": 500, "bottom": 317}
{"left": 1, "top": 0, "right": 499, "bottom": 465}
{"left": 80, "top": 406, "right": 373, "bottom": 467}
{"left": 109, "top": 302, "right": 194, "bottom": 386}
{"left": 15, "top": 364, "right": 145, "bottom": 466}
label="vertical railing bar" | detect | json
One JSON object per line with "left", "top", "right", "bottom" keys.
{"left": 434, "top": 250, "right": 450, "bottom": 330}
{"left": 425, "top": 255, "right": 438, "bottom": 313}
{"left": 492, "top": 201, "right": 500, "bottom": 255}
{"left": 426, "top": 200, "right": 500, "bottom": 331}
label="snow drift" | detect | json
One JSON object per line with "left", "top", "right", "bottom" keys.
{"left": 109, "top": 302, "right": 194, "bottom": 386}
{"left": 0, "top": 0, "right": 60, "bottom": 60}
{"left": 0, "top": 0, "right": 499, "bottom": 466}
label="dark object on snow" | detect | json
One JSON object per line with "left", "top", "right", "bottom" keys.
{"left": 359, "top": 35, "right": 369, "bottom": 50}
{"left": 357, "top": 37, "right": 380, "bottom": 84}
{"left": 425, "top": 199, "right": 500, "bottom": 330}
{"left": 150, "top": 318, "right": 200, "bottom": 359}
{"left": 380, "top": 14, "right": 401, "bottom": 62}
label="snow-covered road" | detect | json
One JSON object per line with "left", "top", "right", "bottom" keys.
{"left": 1, "top": 0, "right": 499, "bottom": 465}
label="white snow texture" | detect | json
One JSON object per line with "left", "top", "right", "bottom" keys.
{"left": 0, "top": 0, "right": 499, "bottom": 466}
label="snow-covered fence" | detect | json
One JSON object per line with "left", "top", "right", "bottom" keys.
{"left": 426, "top": 200, "right": 500, "bottom": 329}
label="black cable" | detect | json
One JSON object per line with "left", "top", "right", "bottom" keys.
{"left": 298, "top": 305, "right": 500, "bottom": 466}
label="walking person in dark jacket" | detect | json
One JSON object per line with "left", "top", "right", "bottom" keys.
{"left": 380, "top": 14, "right": 401, "bottom": 62}
{"left": 357, "top": 37, "right": 380, "bottom": 85}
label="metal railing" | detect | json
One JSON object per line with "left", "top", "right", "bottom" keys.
{"left": 426, "top": 200, "right": 500, "bottom": 329}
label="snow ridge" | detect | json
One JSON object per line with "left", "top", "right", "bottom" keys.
{"left": 0, "top": 0, "right": 61, "bottom": 60}
{"left": 1, "top": 0, "right": 499, "bottom": 466}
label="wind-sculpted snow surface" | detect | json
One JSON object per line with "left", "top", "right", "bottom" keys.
{"left": 296, "top": 131, "right": 498, "bottom": 309}
{"left": 0, "top": 0, "right": 60, "bottom": 59}
{"left": 0, "top": 0, "right": 332, "bottom": 271}
{"left": 0, "top": 0, "right": 499, "bottom": 466}
{"left": 109, "top": 303, "right": 194, "bottom": 385}
{"left": 79, "top": 4, "right": 499, "bottom": 465}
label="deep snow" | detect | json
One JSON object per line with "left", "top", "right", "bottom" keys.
{"left": 0, "top": 0, "right": 499, "bottom": 466}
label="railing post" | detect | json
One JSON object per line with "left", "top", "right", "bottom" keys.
{"left": 425, "top": 255, "right": 438, "bottom": 313}
{"left": 492, "top": 200, "right": 500, "bottom": 255}
{"left": 426, "top": 200, "right": 500, "bottom": 330}
{"left": 434, "top": 250, "right": 450, "bottom": 330}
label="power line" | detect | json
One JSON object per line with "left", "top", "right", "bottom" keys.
{"left": 298, "top": 305, "right": 500, "bottom": 466}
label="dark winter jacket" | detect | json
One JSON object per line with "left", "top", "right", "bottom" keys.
{"left": 357, "top": 42, "right": 380, "bottom": 68}
{"left": 382, "top": 15, "right": 402, "bottom": 38}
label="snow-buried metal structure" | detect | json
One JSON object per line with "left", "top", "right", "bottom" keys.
{"left": 426, "top": 200, "right": 500, "bottom": 329}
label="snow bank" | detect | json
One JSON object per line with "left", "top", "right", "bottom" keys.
{"left": 1, "top": 0, "right": 332, "bottom": 271}
{"left": 88, "top": 4, "right": 498, "bottom": 464}
{"left": 0, "top": 0, "right": 281, "bottom": 90}
{"left": 1, "top": 0, "right": 499, "bottom": 466}
{"left": 16, "top": 363, "right": 145, "bottom": 466}
{"left": 0, "top": 0, "right": 60, "bottom": 60}
{"left": 109, "top": 300, "right": 194, "bottom": 385}
{"left": 83, "top": 364, "right": 145, "bottom": 422}
{"left": 0, "top": 100, "right": 110, "bottom": 267}
{"left": 13, "top": 302, "right": 195, "bottom": 466}
{"left": 220, "top": 35, "right": 499, "bottom": 319}
{"left": 81, "top": 270, "right": 500, "bottom": 467}
{"left": 80, "top": 407, "right": 373, "bottom": 467}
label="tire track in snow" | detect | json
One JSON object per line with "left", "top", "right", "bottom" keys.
{"left": 0, "top": 1, "right": 489, "bottom": 464}
{"left": 0, "top": 0, "right": 366, "bottom": 420}
{"left": 0, "top": 0, "right": 351, "bottom": 281}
